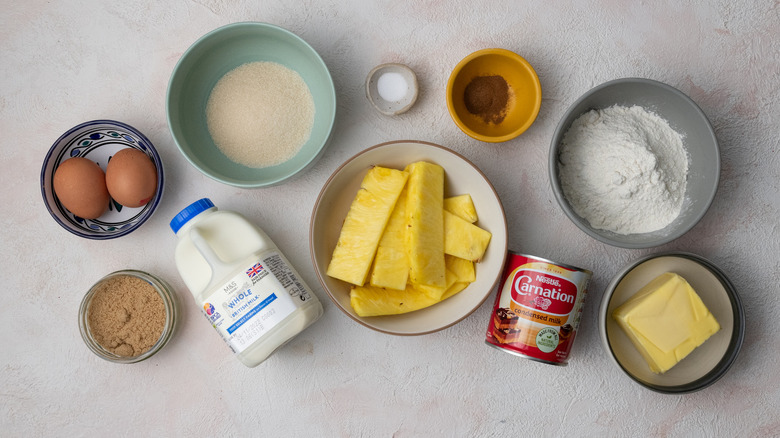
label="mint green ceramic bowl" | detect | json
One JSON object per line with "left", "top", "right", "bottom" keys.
{"left": 166, "top": 22, "right": 336, "bottom": 188}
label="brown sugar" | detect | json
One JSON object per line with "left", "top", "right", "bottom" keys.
{"left": 463, "top": 75, "right": 511, "bottom": 124}
{"left": 87, "top": 275, "right": 165, "bottom": 357}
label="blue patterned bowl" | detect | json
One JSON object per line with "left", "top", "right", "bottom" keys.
{"left": 40, "top": 120, "right": 164, "bottom": 239}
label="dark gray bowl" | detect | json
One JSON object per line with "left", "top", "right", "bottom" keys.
{"left": 549, "top": 78, "right": 719, "bottom": 248}
{"left": 599, "top": 252, "right": 744, "bottom": 394}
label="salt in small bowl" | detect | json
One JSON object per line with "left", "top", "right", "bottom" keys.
{"left": 366, "top": 63, "right": 419, "bottom": 116}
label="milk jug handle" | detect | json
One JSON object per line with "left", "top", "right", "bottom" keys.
{"left": 189, "top": 227, "right": 232, "bottom": 282}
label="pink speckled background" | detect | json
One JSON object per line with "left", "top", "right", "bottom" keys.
{"left": 1, "top": 1, "right": 778, "bottom": 436}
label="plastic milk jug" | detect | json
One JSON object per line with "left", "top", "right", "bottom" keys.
{"left": 170, "top": 198, "right": 323, "bottom": 367}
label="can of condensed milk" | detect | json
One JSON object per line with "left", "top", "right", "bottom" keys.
{"left": 485, "top": 252, "right": 592, "bottom": 366}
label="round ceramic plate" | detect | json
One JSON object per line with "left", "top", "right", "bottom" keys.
{"left": 600, "top": 252, "right": 744, "bottom": 393}
{"left": 40, "top": 120, "right": 164, "bottom": 239}
{"left": 310, "top": 140, "right": 508, "bottom": 335}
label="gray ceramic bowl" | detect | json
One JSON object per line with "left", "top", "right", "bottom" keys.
{"left": 599, "top": 252, "right": 744, "bottom": 394}
{"left": 549, "top": 78, "right": 719, "bottom": 248}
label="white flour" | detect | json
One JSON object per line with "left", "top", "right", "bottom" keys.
{"left": 558, "top": 105, "right": 688, "bottom": 235}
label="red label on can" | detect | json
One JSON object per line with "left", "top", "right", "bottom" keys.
{"left": 509, "top": 270, "right": 578, "bottom": 316}
{"left": 486, "top": 252, "right": 591, "bottom": 366}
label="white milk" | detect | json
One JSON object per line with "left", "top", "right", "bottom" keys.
{"left": 170, "top": 198, "right": 323, "bottom": 367}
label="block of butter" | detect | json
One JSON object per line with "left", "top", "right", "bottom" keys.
{"left": 612, "top": 272, "right": 720, "bottom": 374}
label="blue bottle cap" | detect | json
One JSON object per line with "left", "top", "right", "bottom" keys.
{"left": 170, "top": 198, "right": 215, "bottom": 234}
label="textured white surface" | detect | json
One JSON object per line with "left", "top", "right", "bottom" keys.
{"left": 1, "top": 1, "right": 779, "bottom": 436}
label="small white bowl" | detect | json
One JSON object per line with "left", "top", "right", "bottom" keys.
{"left": 310, "top": 140, "right": 508, "bottom": 335}
{"left": 600, "top": 252, "right": 744, "bottom": 393}
{"left": 366, "top": 63, "right": 419, "bottom": 116}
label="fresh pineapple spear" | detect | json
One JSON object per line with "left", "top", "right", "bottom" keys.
{"left": 442, "top": 194, "right": 480, "bottom": 284}
{"left": 404, "top": 161, "right": 446, "bottom": 288}
{"left": 445, "top": 254, "right": 476, "bottom": 283}
{"left": 350, "top": 284, "right": 440, "bottom": 317}
{"left": 444, "top": 210, "right": 492, "bottom": 262}
{"left": 369, "top": 186, "right": 409, "bottom": 290}
{"left": 415, "top": 268, "right": 458, "bottom": 301}
{"left": 327, "top": 166, "right": 409, "bottom": 286}
{"left": 444, "top": 194, "right": 478, "bottom": 223}
{"left": 350, "top": 277, "right": 470, "bottom": 317}
{"left": 327, "top": 160, "right": 490, "bottom": 317}
{"left": 441, "top": 282, "right": 469, "bottom": 301}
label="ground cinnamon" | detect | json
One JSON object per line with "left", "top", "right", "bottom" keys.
{"left": 463, "top": 75, "right": 510, "bottom": 124}
{"left": 87, "top": 275, "right": 165, "bottom": 357}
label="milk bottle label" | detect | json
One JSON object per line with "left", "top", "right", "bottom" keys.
{"left": 201, "top": 252, "right": 302, "bottom": 354}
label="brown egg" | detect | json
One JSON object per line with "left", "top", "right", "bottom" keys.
{"left": 105, "top": 148, "right": 158, "bottom": 208}
{"left": 52, "top": 157, "right": 110, "bottom": 219}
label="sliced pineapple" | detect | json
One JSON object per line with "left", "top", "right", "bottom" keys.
{"left": 370, "top": 247, "right": 408, "bottom": 290}
{"left": 404, "top": 161, "right": 446, "bottom": 288}
{"left": 350, "top": 284, "right": 439, "bottom": 317}
{"left": 441, "top": 281, "right": 469, "bottom": 301}
{"left": 369, "top": 186, "right": 409, "bottom": 290}
{"left": 444, "top": 194, "right": 478, "bottom": 223}
{"left": 330, "top": 160, "right": 492, "bottom": 317}
{"left": 445, "top": 254, "right": 476, "bottom": 283}
{"left": 351, "top": 278, "right": 469, "bottom": 317}
{"left": 415, "top": 268, "right": 458, "bottom": 301}
{"left": 327, "top": 166, "right": 409, "bottom": 286}
{"left": 444, "top": 210, "right": 492, "bottom": 262}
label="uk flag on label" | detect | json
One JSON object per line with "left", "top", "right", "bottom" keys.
{"left": 246, "top": 263, "right": 264, "bottom": 278}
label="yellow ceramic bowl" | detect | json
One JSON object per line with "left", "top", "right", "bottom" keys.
{"left": 447, "top": 48, "right": 541, "bottom": 143}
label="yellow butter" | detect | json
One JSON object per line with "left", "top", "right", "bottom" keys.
{"left": 612, "top": 272, "right": 720, "bottom": 374}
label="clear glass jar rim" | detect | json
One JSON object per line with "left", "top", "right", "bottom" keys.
{"left": 78, "top": 269, "right": 177, "bottom": 364}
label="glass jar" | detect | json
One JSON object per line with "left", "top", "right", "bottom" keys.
{"left": 78, "top": 269, "right": 177, "bottom": 364}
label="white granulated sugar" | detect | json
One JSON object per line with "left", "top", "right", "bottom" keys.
{"left": 206, "top": 62, "right": 315, "bottom": 168}
{"left": 558, "top": 105, "right": 688, "bottom": 235}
